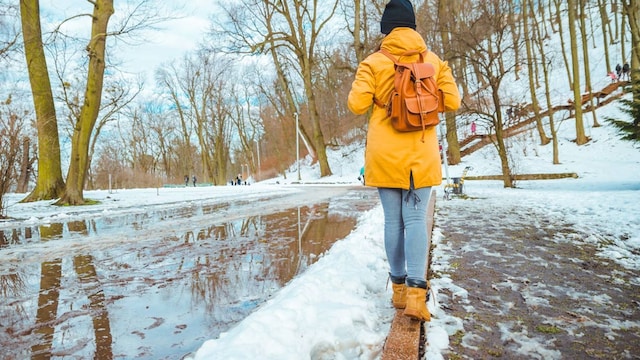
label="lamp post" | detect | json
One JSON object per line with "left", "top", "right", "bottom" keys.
{"left": 255, "top": 139, "right": 261, "bottom": 181}
{"left": 295, "top": 112, "right": 300, "bottom": 181}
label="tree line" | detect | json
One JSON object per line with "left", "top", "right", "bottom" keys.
{"left": 0, "top": 0, "right": 638, "bottom": 213}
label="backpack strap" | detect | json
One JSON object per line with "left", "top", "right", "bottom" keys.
{"left": 373, "top": 49, "right": 398, "bottom": 108}
{"left": 373, "top": 97, "right": 386, "bottom": 108}
{"left": 379, "top": 48, "right": 398, "bottom": 64}
{"left": 379, "top": 49, "right": 428, "bottom": 64}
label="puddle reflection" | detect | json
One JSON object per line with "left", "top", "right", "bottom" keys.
{"left": 0, "top": 188, "right": 378, "bottom": 359}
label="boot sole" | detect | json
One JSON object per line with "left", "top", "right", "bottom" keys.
{"left": 403, "top": 309, "right": 430, "bottom": 322}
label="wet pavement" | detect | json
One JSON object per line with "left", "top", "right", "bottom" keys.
{"left": 433, "top": 196, "right": 640, "bottom": 360}
{"left": 0, "top": 186, "right": 379, "bottom": 359}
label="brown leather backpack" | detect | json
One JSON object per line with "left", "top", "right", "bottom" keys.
{"left": 374, "top": 49, "right": 444, "bottom": 142}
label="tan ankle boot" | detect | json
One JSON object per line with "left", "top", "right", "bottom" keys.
{"left": 403, "top": 280, "right": 430, "bottom": 321}
{"left": 391, "top": 283, "right": 407, "bottom": 309}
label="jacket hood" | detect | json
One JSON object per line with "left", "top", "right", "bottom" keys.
{"left": 380, "top": 28, "right": 427, "bottom": 56}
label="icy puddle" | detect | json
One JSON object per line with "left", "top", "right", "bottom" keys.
{"left": 0, "top": 186, "right": 378, "bottom": 359}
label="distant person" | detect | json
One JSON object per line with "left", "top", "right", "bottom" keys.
{"left": 236, "top": 174, "right": 242, "bottom": 186}
{"left": 622, "top": 63, "right": 630, "bottom": 81}
{"left": 348, "top": 0, "right": 461, "bottom": 322}
{"left": 608, "top": 71, "right": 618, "bottom": 83}
{"left": 192, "top": 175, "right": 197, "bottom": 187}
{"left": 471, "top": 120, "right": 477, "bottom": 135}
{"left": 184, "top": 175, "right": 189, "bottom": 187}
{"left": 616, "top": 63, "right": 622, "bottom": 79}
{"left": 358, "top": 166, "right": 365, "bottom": 185}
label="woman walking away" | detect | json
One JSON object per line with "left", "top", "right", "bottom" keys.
{"left": 348, "top": 0, "right": 461, "bottom": 322}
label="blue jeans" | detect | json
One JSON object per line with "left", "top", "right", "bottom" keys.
{"left": 378, "top": 184, "right": 431, "bottom": 283}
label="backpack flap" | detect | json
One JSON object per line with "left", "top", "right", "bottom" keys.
{"left": 411, "top": 61, "right": 434, "bottom": 81}
{"left": 404, "top": 63, "right": 439, "bottom": 127}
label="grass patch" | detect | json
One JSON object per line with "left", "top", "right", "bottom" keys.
{"left": 486, "top": 347, "right": 503, "bottom": 357}
{"left": 450, "top": 330, "right": 465, "bottom": 346}
{"left": 535, "top": 324, "right": 562, "bottom": 334}
{"left": 57, "top": 198, "right": 101, "bottom": 206}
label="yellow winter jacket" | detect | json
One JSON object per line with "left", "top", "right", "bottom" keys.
{"left": 348, "top": 28, "right": 461, "bottom": 189}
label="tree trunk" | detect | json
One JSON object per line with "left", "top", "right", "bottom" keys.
{"left": 352, "top": 0, "right": 364, "bottom": 64}
{"left": 524, "top": 0, "right": 551, "bottom": 145}
{"left": 568, "top": 0, "right": 589, "bottom": 145}
{"left": 624, "top": 1, "right": 640, "bottom": 70}
{"left": 580, "top": 0, "right": 601, "bottom": 127}
{"left": 303, "top": 70, "right": 332, "bottom": 177}
{"left": 621, "top": 3, "right": 628, "bottom": 64}
{"left": 598, "top": 0, "right": 612, "bottom": 73}
{"left": 624, "top": 0, "right": 640, "bottom": 107}
{"left": 56, "top": 0, "right": 114, "bottom": 205}
{"left": 438, "top": 0, "right": 461, "bottom": 165}
{"left": 16, "top": 137, "right": 31, "bottom": 193}
{"left": 554, "top": 0, "right": 573, "bottom": 89}
{"left": 531, "top": 0, "right": 561, "bottom": 164}
{"left": 19, "top": 0, "right": 65, "bottom": 202}
{"left": 492, "top": 90, "right": 513, "bottom": 188}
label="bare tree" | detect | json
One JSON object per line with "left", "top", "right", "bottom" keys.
{"left": 157, "top": 51, "right": 235, "bottom": 185}
{"left": 156, "top": 63, "right": 195, "bottom": 179}
{"left": 0, "top": 1, "right": 20, "bottom": 63}
{"left": 454, "top": 0, "right": 524, "bottom": 188}
{"left": 434, "top": 0, "right": 463, "bottom": 165}
{"left": 214, "top": 0, "right": 339, "bottom": 177}
{"left": 343, "top": 0, "right": 383, "bottom": 64}
{"left": 143, "top": 102, "right": 178, "bottom": 182}
{"left": 528, "top": 0, "right": 561, "bottom": 164}
{"left": 523, "top": 0, "right": 551, "bottom": 145}
{"left": 21, "top": 0, "right": 175, "bottom": 204}
{"left": 229, "top": 76, "right": 264, "bottom": 180}
{"left": 579, "top": 0, "right": 600, "bottom": 128}
{"left": 54, "top": 65, "right": 144, "bottom": 190}
{"left": 0, "top": 96, "right": 27, "bottom": 217}
{"left": 54, "top": 0, "right": 115, "bottom": 205}
{"left": 598, "top": 0, "right": 613, "bottom": 74}
{"left": 552, "top": 0, "right": 574, "bottom": 88}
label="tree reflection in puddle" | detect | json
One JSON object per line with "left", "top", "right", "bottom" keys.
{"left": 0, "top": 188, "right": 378, "bottom": 359}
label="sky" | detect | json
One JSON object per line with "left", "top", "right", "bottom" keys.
{"left": 36, "top": 1, "right": 217, "bottom": 87}
{"left": 2, "top": 2, "right": 640, "bottom": 360}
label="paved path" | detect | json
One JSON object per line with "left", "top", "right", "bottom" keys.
{"left": 434, "top": 197, "right": 640, "bottom": 359}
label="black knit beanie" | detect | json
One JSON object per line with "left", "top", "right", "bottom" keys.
{"left": 380, "top": 0, "right": 416, "bottom": 35}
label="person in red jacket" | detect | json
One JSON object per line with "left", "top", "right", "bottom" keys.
{"left": 348, "top": 0, "right": 460, "bottom": 322}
